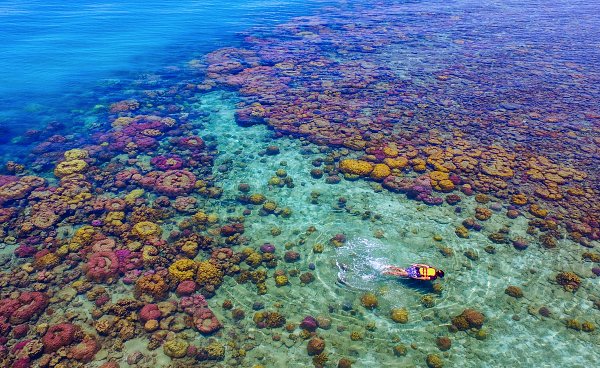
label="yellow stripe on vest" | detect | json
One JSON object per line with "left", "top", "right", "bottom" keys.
{"left": 419, "top": 267, "right": 436, "bottom": 277}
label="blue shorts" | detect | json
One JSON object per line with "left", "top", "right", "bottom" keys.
{"left": 406, "top": 266, "right": 419, "bottom": 278}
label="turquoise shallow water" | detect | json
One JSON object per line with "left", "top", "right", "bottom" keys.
{"left": 0, "top": 1, "right": 599, "bottom": 367}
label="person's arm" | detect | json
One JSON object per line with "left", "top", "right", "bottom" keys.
{"left": 412, "top": 263, "right": 430, "bottom": 268}
{"left": 385, "top": 266, "right": 404, "bottom": 271}
{"left": 382, "top": 269, "right": 404, "bottom": 276}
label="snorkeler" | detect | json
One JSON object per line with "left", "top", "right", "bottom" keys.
{"left": 383, "top": 264, "right": 444, "bottom": 281}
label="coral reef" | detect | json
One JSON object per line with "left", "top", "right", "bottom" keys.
{"left": 555, "top": 272, "right": 581, "bottom": 292}
{"left": 451, "top": 309, "right": 485, "bottom": 331}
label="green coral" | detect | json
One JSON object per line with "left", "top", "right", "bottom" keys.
{"left": 393, "top": 344, "right": 407, "bottom": 356}
{"left": 426, "top": 354, "right": 443, "bottom": 368}
{"left": 205, "top": 342, "right": 225, "bottom": 360}
{"left": 274, "top": 274, "right": 289, "bottom": 287}
{"left": 163, "top": 338, "right": 189, "bottom": 358}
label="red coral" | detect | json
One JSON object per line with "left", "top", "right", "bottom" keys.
{"left": 192, "top": 307, "right": 222, "bottom": 334}
{"left": 150, "top": 155, "right": 185, "bottom": 170}
{"left": 176, "top": 280, "right": 197, "bottom": 296}
{"left": 180, "top": 294, "right": 208, "bottom": 315}
{"left": 0, "top": 316, "right": 11, "bottom": 336}
{"left": 83, "top": 252, "right": 120, "bottom": 283}
{"left": 42, "top": 323, "right": 76, "bottom": 353}
{"left": 7, "top": 292, "right": 49, "bottom": 324}
{"left": 154, "top": 170, "right": 197, "bottom": 197}
{"left": 70, "top": 337, "right": 99, "bottom": 362}
{"left": 220, "top": 223, "right": 244, "bottom": 236}
{"left": 12, "top": 324, "right": 29, "bottom": 338}
{"left": 177, "top": 136, "right": 205, "bottom": 151}
{"left": 139, "top": 304, "right": 161, "bottom": 322}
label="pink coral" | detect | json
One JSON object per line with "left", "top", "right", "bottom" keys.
{"left": 151, "top": 155, "right": 185, "bottom": 170}
{"left": 91, "top": 238, "right": 117, "bottom": 253}
{"left": 176, "top": 280, "right": 197, "bottom": 296}
{"left": 139, "top": 304, "right": 162, "bottom": 322}
{"left": 42, "top": 323, "right": 76, "bottom": 353}
{"left": 192, "top": 307, "right": 222, "bottom": 334}
{"left": 177, "top": 136, "right": 205, "bottom": 151}
{"left": 0, "top": 292, "right": 49, "bottom": 324}
{"left": 14, "top": 245, "right": 37, "bottom": 258}
{"left": 179, "top": 295, "right": 220, "bottom": 334}
{"left": 180, "top": 294, "right": 208, "bottom": 315}
{"left": 70, "top": 337, "right": 99, "bottom": 362}
{"left": 154, "top": 170, "right": 197, "bottom": 197}
{"left": 84, "top": 252, "right": 120, "bottom": 283}
{"left": 117, "top": 251, "right": 143, "bottom": 273}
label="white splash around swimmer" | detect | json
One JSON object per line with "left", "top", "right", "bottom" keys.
{"left": 335, "top": 237, "right": 424, "bottom": 290}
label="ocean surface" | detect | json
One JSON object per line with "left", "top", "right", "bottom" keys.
{"left": 0, "top": 0, "right": 599, "bottom": 367}
{"left": 0, "top": 0, "right": 328, "bottom": 150}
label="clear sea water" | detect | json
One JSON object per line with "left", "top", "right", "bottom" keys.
{"left": 0, "top": 1, "right": 599, "bottom": 367}
{"left": 0, "top": 0, "right": 328, "bottom": 147}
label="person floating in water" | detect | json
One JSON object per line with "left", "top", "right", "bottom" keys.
{"left": 383, "top": 264, "right": 444, "bottom": 281}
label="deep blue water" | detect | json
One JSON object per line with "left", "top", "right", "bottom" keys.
{"left": 0, "top": 0, "right": 329, "bottom": 145}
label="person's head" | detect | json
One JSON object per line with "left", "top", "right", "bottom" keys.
{"left": 436, "top": 269, "right": 445, "bottom": 278}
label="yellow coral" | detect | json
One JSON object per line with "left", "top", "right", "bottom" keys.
{"left": 54, "top": 159, "right": 88, "bottom": 177}
{"left": 455, "top": 225, "right": 469, "bottom": 238}
{"left": 411, "top": 158, "right": 427, "bottom": 172}
{"left": 163, "top": 338, "right": 189, "bottom": 358}
{"left": 57, "top": 245, "right": 70, "bottom": 256}
{"left": 105, "top": 211, "right": 125, "bottom": 226}
{"left": 34, "top": 252, "right": 59, "bottom": 269}
{"left": 205, "top": 342, "right": 225, "bottom": 360}
{"left": 180, "top": 241, "right": 199, "bottom": 258}
{"left": 142, "top": 246, "right": 159, "bottom": 264}
{"left": 249, "top": 193, "right": 266, "bottom": 205}
{"left": 360, "top": 293, "right": 378, "bottom": 309}
{"left": 111, "top": 116, "right": 134, "bottom": 128}
{"left": 370, "top": 164, "right": 391, "bottom": 180}
{"left": 196, "top": 260, "right": 223, "bottom": 287}
{"left": 64, "top": 149, "right": 89, "bottom": 161}
{"left": 245, "top": 252, "right": 263, "bottom": 268}
{"left": 382, "top": 145, "right": 399, "bottom": 157}
{"left": 429, "top": 171, "right": 449, "bottom": 181}
{"left": 135, "top": 273, "right": 168, "bottom": 299}
{"left": 510, "top": 193, "right": 528, "bottom": 206}
{"left": 124, "top": 189, "right": 144, "bottom": 204}
{"left": 529, "top": 204, "right": 548, "bottom": 218}
{"left": 339, "top": 159, "right": 374, "bottom": 176}
{"left": 262, "top": 201, "right": 277, "bottom": 212}
{"left": 383, "top": 157, "right": 408, "bottom": 169}
{"left": 275, "top": 275, "right": 289, "bottom": 287}
{"left": 168, "top": 259, "right": 198, "bottom": 281}
{"left": 390, "top": 308, "right": 409, "bottom": 324}
{"left": 438, "top": 179, "right": 455, "bottom": 191}
{"left": 132, "top": 221, "right": 162, "bottom": 238}
{"left": 350, "top": 331, "right": 363, "bottom": 341}
{"left": 69, "top": 225, "right": 95, "bottom": 251}
{"left": 193, "top": 211, "right": 208, "bottom": 223}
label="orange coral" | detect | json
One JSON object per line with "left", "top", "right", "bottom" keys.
{"left": 196, "top": 260, "right": 224, "bottom": 288}
{"left": 339, "top": 159, "right": 374, "bottom": 176}
{"left": 135, "top": 274, "right": 169, "bottom": 300}
{"left": 383, "top": 157, "right": 408, "bottom": 169}
{"left": 132, "top": 221, "right": 162, "bottom": 239}
{"left": 168, "top": 259, "right": 197, "bottom": 281}
{"left": 370, "top": 164, "right": 391, "bottom": 180}
{"left": 510, "top": 194, "right": 528, "bottom": 206}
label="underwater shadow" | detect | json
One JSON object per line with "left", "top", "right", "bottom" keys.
{"left": 395, "top": 277, "right": 437, "bottom": 294}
